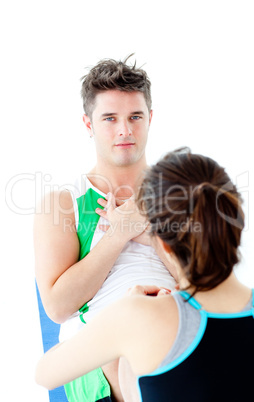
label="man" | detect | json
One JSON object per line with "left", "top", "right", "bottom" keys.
{"left": 34, "top": 55, "right": 176, "bottom": 402}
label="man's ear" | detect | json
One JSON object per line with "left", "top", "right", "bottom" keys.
{"left": 149, "top": 109, "right": 153, "bottom": 126}
{"left": 83, "top": 114, "right": 93, "bottom": 137}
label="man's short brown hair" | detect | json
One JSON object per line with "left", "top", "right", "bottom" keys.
{"left": 81, "top": 54, "right": 152, "bottom": 118}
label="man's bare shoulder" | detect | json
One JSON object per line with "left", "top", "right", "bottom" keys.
{"left": 37, "top": 189, "right": 74, "bottom": 215}
{"left": 34, "top": 189, "right": 77, "bottom": 238}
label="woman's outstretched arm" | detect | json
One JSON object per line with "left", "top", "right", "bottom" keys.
{"left": 35, "top": 288, "right": 177, "bottom": 390}
{"left": 35, "top": 297, "right": 129, "bottom": 390}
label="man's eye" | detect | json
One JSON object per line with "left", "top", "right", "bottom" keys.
{"left": 105, "top": 117, "right": 114, "bottom": 121}
{"left": 131, "top": 116, "right": 141, "bottom": 120}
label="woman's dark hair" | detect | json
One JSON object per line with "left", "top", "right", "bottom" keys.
{"left": 138, "top": 147, "right": 245, "bottom": 295}
{"left": 80, "top": 54, "right": 152, "bottom": 118}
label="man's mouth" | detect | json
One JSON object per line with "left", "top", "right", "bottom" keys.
{"left": 115, "top": 143, "right": 135, "bottom": 148}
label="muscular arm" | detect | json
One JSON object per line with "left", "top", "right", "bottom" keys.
{"left": 34, "top": 191, "right": 147, "bottom": 324}
{"left": 34, "top": 190, "right": 128, "bottom": 323}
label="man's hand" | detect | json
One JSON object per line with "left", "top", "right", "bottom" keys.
{"left": 96, "top": 193, "right": 148, "bottom": 242}
{"left": 127, "top": 285, "right": 171, "bottom": 297}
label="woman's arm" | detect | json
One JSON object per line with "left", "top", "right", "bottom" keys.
{"left": 35, "top": 292, "right": 178, "bottom": 390}
{"left": 35, "top": 297, "right": 128, "bottom": 390}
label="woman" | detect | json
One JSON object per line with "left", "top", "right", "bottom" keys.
{"left": 36, "top": 148, "right": 254, "bottom": 401}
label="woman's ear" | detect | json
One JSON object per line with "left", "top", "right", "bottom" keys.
{"left": 153, "top": 237, "right": 179, "bottom": 282}
{"left": 156, "top": 237, "right": 172, "bottom": 254}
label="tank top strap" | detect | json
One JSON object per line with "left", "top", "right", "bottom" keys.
{"left": 178, "top": 290, "right": 203, "bottom": 311}
{"left": 179, "top": 289, "right": 254, "bottom": 317}
{"left": 251, "top": 289, "right": 254, "bottom": 306}
{"left": 251, "top": 289, "right": 254, "bottom": 318}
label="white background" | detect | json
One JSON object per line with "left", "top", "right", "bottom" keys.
{"left": 1, "top": 1, "right": 254, "bottom": 401}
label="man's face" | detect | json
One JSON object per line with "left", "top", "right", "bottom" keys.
{"left": 84, "top": 90, "right": 152, "bottom": 168}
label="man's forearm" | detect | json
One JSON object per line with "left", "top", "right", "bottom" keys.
{"left": 44, "top": 231, "right": 127, "bottom": 323}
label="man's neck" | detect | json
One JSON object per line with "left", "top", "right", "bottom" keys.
{"left": 87, "top": 160, "right": 148, "bottom": 198}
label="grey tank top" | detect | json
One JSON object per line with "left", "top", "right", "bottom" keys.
{"left": 158, "top": 290, "right": 253, "bottom": 368}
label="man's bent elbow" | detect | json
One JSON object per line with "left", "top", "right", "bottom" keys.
{"left": 43, "top": 300, "right": 72, "bottom": 324}
{"left": 38, "top": 284, "right": 76, "bottom": 324}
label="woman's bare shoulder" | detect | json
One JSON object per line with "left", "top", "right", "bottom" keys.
{"left": 117, "top": 294, "right": 179, "bottom": 375}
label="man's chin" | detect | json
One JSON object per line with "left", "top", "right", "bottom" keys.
{"left": 113, "top": 157, "right": 138, "bottom": 168}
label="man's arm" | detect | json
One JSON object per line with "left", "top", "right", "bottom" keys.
{"left": 34, "top": 191, "right": 146, "bottom": 324}
{"left": 34, "top": 190, "right": 131, "bottom": 323}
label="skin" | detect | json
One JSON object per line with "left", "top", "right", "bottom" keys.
{"left": 34, "top": 90, "right": 154, "bottom": 322}
{"left": 83, "top": 90, "right": 153, "bottom": 186}
{"left": 35, "top": 239, "right": 252, "bottom": 394}
{"left": 34, "top": 89, "right": 176, "bottom": 401}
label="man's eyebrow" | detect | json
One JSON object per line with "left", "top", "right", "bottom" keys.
{"left": 130, "top": 111, "right": 145, "bottom": 115}
{"left": 101, "top": 113, "right": 116, "bottom": 117}
{"left": 101, "top": 111, "right": 145, "bottom": 118}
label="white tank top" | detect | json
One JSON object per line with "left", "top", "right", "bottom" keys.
{"left": 59, "top": 175, "right": 175, "bottom": 341}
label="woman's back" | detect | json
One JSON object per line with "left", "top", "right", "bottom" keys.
{"left": 138, "top": 289, "right": 254, "bottom": 402}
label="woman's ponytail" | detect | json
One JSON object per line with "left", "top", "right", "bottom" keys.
{"left": 139, "top": 148, "right": 245, "bottom": 295}
{"left": 185, "top": 183, "right": 244, "bottom": 292}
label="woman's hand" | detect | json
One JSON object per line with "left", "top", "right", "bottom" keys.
{"left": 126, "top": 285, "right": 171, "bottom": 297}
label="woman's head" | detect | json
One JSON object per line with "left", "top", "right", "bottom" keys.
{"left": 138, "top": 148, "right": 245, "bottom": 294}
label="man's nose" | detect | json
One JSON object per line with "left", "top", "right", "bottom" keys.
{"left": 118, "top": 121, "right": 132, "bottom": 137}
